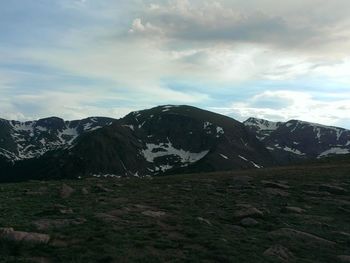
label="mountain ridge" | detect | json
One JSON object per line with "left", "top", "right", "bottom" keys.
{"left": 243, "top": 117, "right": 350, "bottom": 164}
{"left": 1, "top": 106, "right": 350, "bottom": 182}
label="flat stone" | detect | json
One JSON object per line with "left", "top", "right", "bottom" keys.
{"left": 53, "top": 204, "right": 73, "bottom": 215}
{"left": 319, "top": 184, "right": 347, "bottom": 195}
{"left": 232, "top": 176, "right": 253, "bottom": 188}
{"left": 262, "top": 180, "right": 290, "bottom": 189}
{"left": 95, "top": 184, "right": 113, "bottom": 193}
{"left": 303, "top": 190, "right": 331, "bottom": 196}
{"left": 234, "top": 207, "right": 263, "bottom": 218}
{"left": 141, "top": 210, "right": 166, "bottom": 218}
{"left": 33, "top": 218, "right": 86, "bottom": 231}
{"left": 95, "top": 213, "right": 119, "bottom": 222}
{"left": 338, "top": 255, "right": 350, "bottom": 262}
{"left": 268, "top": 228, "right": 336, "bottom": 248}
{"left": 197, "top": 217, "right": 212, "bottom": 225}
{"left": 265, "top": 188, "right": 290, "bottom": 197}
{"left": 60, "top": 184, "right": 74, "bottom": 199}
{"left": 228, "top": 225, "right": 247, "bottom": 234}
{"left": 240, "top": 217, "right": 259, "bottom": 227}
{"left": 28, "top": 257, "right": 52, "bottom": 263}
{"left": 81, "top": 187, "right": 89, "bottom": 195}
{"left": 0, "top": 228, "right": 50, "bottom": 244}
{"left": 332, "top": 231, "right": 350, "bottom": 239}
{"left": 263, "top": 244, "right": 295, "bottom": 262}
{"left": 283, "top": 206, "right": 306, "bottom": 214}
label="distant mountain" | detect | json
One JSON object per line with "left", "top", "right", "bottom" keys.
{"left": 244, "top": 117, "right": 350, "bottom": 164}
{"left": 0, "top": 117, "right": 115, "bottom": 162}
{"left": 0, "top": 106, "right": 274, "bottom": 181}
{"left": 3, "top": 107, "right": 350, "bottom": 182}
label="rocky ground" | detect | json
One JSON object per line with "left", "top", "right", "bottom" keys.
{"left": 0, "top": 164, "right": 349, "bottom": 262}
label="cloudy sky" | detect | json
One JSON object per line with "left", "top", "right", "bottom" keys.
{"left": 1, "top": 0, "right": 350, "bottom": 128}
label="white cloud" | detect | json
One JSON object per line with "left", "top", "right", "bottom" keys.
{"left": 219, "top": 90, "right": 350, "bottom": 127}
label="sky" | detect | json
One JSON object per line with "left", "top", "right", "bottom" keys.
{"left": 1, "top": 0, "right": 350, "bottom": 128}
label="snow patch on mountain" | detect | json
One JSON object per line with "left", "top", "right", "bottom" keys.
{"left": 220, "top": 154, "right": 229, "bottom": 159}
{"left": 283, "top": 146, "right": 305, "bottom": 156}
{"left": 318, "top": 147, "right": 350, "bottom": 158}
{"left": 244, "top": 118, "right": 280, "bottom": 131}
{"left": 141, "top": 141, "right": 209, "bottom": 165}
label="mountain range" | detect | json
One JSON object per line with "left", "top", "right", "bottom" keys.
{"left": 1, "top": 105, "right": 349, "bottom": 182}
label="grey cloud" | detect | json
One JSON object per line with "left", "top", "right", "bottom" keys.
{"left": 129, "top": 0, "right": 350, "bottom": 52}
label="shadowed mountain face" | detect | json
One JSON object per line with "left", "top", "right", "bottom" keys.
{"left": 0, "top": 105, "right": 274, "bottom": 181}
{"left": 244, "top": 117, "right": 350, "bottom": 164}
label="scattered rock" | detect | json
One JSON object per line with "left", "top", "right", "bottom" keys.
{"left": 33, "top": 218, "right": 86, "bottom": 231}
{"left": 134, "top": 204, "right": 153, "bottom": 210}
{"left": 240, "top": 217, "right": 259, "bottom": 227}
{"left": 332, "top": 231, "right": 350, "bottom": 239}
{"left": 265, "top": 188, "right": 290, "bottom": 197}
{"left": 95, "top": 184, "right": 113, "bottom": 193}
{"left": 53, "top": 204, "right": 73, "bottom": 214}
{"left": 24, "top": 190, "right": 45, "bottom": 196}
{"left": 303, "top": 190, "right": 331, "bottom": 196}
{"left": 81, "top": 187, "right": 89, "bottom": 195}
{"left": 95, "top": 213, "right": 119, "bottom": 223}
{"left": 50, "top": 238, "right": 69, "bottom": 248}
{"left": 338, "top": 255, "right": 350, "bottom": 262}
{"left": 283, "top": 206, "right": 305, "bottom": 214}
{"left": 197, "top": 217, "right": 212, "bottom": 225}
{"left": 38, "top": 186, "right": 48, "bottom": 192}
{"left": 234, "top": 207, "right": 263, "bottom": 218}
{"left": 319, "top": 184, "right": 347, "bottom": 195}
{"left": 110, "top": 197, "right": 129, "bottom": 204}
{"left": 268, "top": 228, "right": 336, "bottom": 248}
{"left": 60, "top": 184, "right": 74, "bottom": 199}
{"left": 142, "top": 210, "right": 166, "bottom": 218}
{"left": 0, "top": 227, "right": 50, "bottom": 244}
{"left": 262, "top": 180, "right": 290, "bottom": 189}
{"left": 263, "top": 244, "right": 295, "bottom": 262}
{"left": 231, "top": 176, "right": 253, "bottom": 189}
{"left": 229, "top": 225, "right": 247, "bottom": 234}
{"left": 28, "top": 257, "right": 52, "bottom": 263}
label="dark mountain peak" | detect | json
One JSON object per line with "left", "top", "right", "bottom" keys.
{"left": 1, "top": 106, "right": 274, "bottom": 181}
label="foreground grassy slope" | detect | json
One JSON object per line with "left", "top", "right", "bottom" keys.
{"left": 0, "top": 163, "right": 349, "bottom": 262}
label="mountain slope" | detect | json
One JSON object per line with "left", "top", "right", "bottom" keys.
{"left": 244, "top": 117, "right": 350, "bottom": 164}
{"left": 1, "top": 106, "right": 274, "bottom": 181}
{"left": 0, "top": 117, "right": 115, "bottom": 162}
